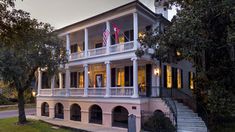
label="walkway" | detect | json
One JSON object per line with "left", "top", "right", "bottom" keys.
{"left": 0, "top": 108, "right": 36, "bottom": 119}
{"left": 35, "top": 116, "right": 128, "bottom": 132}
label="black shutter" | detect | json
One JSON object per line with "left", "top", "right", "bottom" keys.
{"left": 188, "top": 72, "right": 191, "bottom": 89}
{"left": 130, "top": 66, "right": 133, "bottom": 86}
{"left": 111, "top": 34, "right": 115, "bottom": 45}
{"left": 145, "top": 25, "right": 152, "bottom": 31}
{"left": 74, "top": 72, "right": 77, "bottom": 88}
{"left": 82, "top": 41, "right": 85, "bottom": 51}
{"left": 163, "top": 65, "right": 167, "bottom": 88}
{"left": 181, "top": 70, "right": 183, "bottom": 88}
{"left": 62, "top": 73, "right": 65, "bottom": 88}
{"left": 146, "top": 64, "right": 152, "bottom": 97}
{"left": 124, "top": 31, "right": 129, "bottom": 42}
{"left": 124, "top": 66, "right": 130, "bottom": 86}
{"left": 172, "top": 68, "right": 177, "bottom": 89}
{"left": 130, "top": 30, "right": 134, "bottom": 41}
{"left": 111, "top": 68, "right": 116, "bottom": 87}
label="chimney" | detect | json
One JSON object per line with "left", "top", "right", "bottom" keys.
{"left": 155, "top": 0, "right": 168, "bottom": 19}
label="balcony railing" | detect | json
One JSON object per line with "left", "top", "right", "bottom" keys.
{"left": 54, "top": 88, "right": 66, "bottom": 96}
{"left": 39, "top": 87, "right": 134, "bottom": 97}
{"left": 69, "top": 88, "right": 84, "bottom": 96}
{"left": 70, "top": 51, "right": 84, "bottom": 60}
{"left": 110, "top": 41, "right": 134, "bottom": 53}
{"left": 110, "top": 87, "right": 134, "bottom": 97}
{"left": 88, "top": 47, "right": 106, "bottom": 57}
{"left": 40, "top": 89, "right": 52, "bottom": 96}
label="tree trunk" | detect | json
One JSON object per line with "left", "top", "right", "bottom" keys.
{"left": 18, "top": 89, "right": 27, "bottom": 124}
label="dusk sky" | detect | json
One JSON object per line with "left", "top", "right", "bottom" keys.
{"left": 15, "top": 0, "right": 176, "bottom": 29}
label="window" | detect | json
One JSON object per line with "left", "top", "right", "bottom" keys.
{"left": 116, "top": 68, "right": 124, "bottom": 87}
{"left": 166, "top": 65, "right": 172, "bottom": 88}
{"left": 177, "top": 69, "right": 182, "bottom": 89}
{"left": 138, "top": 66, "right": 146, "bottom": 87}
{"left": 189, "top": 72, "right": 194, "bottom": 89}
{"left": 78, "top": 72, "right": 84, "bottom": 88}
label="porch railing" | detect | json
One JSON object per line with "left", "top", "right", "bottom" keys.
{"left": 110, "top": 41, "right": 134, "bottom": 53}
{"left": 40, "top": 89, "right": 52, "bottom": 96}
{"left": 87, "top": 87, "right": 106, "bottom": 96}
{"left": 70, "top": 51, "right": 84, "bottom": 60}
{"left": 54, "top": 88, "right": 67, "bottom": 96}
{"left": 110, "top": 87, "right": 133, "bottom": 97}
{"left": 88, "top": 47, "right": 106, "bottom": 56}
{"left": 69, "top": 88, "right": 84, "bottom": 96}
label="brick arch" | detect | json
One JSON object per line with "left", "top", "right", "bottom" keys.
{"left": 112, "top": 105, "right": 129, "bottom": 128}
{"left": 41, "top": 102, "right": 49, "bottom": 117}
{"left": 89, "top": 104, "right": 103, "bottom": 124}
{"left": 54, "top": 102, "right": 64, "bottom": 119}
{"left": 70, "top": 103, "right": 81, "bottom": 121}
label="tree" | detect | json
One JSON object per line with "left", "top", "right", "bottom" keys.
{"left": 137, "top": 0, "right": 235, "bottom": 127}
{"left": 0, "top": 0, "right": 66, "bottom": 124}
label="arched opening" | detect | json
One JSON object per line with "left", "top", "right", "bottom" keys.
{"left": 89, "top": 105, "right": 102, "bottom": 124}
{"left": 41, "top": 102, "right": 49, "bottom": 117}
{"left": 70, "top": 104, "right": 81, "bottom": 121}
{"left": 154, "top": 109, "right": 164, "bottom": 116}
{"left": 54, "top": 103, "right": 64, "bottom": 119}
{"left": 112, "top": 106, "right": 129, "bottom": 128}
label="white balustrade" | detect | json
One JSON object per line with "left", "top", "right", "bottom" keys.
{"left": 88, "top": 47, "right": 106, "bottom": 56}
{"left": 40, "top": 89, "right": 52, "bottom": 96}
{"left": 110, "top": 41, "right": 134, "bottom": 53}
{"left": 54, "top": 88, "right": 67, "bottom": 96}
{"left": 110, "top": 87, "right": 134, "bottom": 97}
{"left": 88, "top": 87, "right": 106, "bottom": 96}
{"left": 70, "top": 51, "right": 84, "bottom": 60}
{"left": 69, "top": 88, "right": 84, "bottom": 96}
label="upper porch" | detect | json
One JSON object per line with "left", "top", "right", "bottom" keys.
{"left": 58, "top": 3, "right": 162, "bottom": 61}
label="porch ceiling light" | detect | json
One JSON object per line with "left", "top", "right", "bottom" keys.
{"left": 154, "top": 68, "right": 160, "bottom": 76}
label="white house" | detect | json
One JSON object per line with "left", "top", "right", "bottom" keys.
{"left": 36, "top": 1, "right": 207, "bottom": 132}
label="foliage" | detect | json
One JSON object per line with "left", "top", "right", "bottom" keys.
{"left": 137, "top": 0, "right": 235, "bottom": 128}
{"left": 0, "top": 0, "right": 66, "bottom": 124}
{"left": 143, "top": 111, "right": 176, "bottom": 132}
{"left": 0, "top": 94, "right": 13, "bottom": 105}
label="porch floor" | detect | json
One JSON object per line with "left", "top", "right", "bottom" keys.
{"left": 30, "top": 116, "right": 127, "bottom": 132}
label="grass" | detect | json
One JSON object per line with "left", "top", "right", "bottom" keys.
{"left": 0, "top": 104, "right": 36, "bottom": 111}
{"left": 0, "top": 117, "right": 72, "bottom": 132}
{"left": 212, "top": 122, "right": 235, "bottom": 132}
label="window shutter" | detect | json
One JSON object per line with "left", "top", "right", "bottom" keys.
{"left": 124, "top": 66, "right": 130, "bottom": 86}
{"left": 188, "top": 72, "right": 191, "bottom": 89}
{"left": 146, "top": 64, "right": 152, "bottom": 97}
{"left": 163, "top": 65, "right": 167, "bottom": 88}
{"left": 111, "top": 68, "right": 116, "bottom": 87}
{"left": 130, "top": 66, "right": 133, "bottom": 86}
{"left": 181, "top": 70, "right": 183, "bottom": 88}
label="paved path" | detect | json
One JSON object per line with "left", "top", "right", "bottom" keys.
{"left": 0, "top": 108, "right": 36, "bottom": 119}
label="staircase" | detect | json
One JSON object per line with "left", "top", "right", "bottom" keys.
{"left": 175, "top": 101, "right": 208, "bottom": 132}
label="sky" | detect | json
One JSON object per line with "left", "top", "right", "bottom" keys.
{"left": 15, "top": 0, "right": 176, "bottom": 29}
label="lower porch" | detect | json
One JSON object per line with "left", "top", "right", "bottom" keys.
{"left": 38, "top": 58, "right": 161, "bottom": 98}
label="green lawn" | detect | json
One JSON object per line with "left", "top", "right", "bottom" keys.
{"left": 0, "top": 104, "right": 36, "bottom": 111}
{"left": 0, "top": 117, "right": 72, "bottom": 132}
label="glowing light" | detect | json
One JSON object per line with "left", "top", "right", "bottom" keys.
{"left": 154, "top": 68, "right": 160, "bottom": 76}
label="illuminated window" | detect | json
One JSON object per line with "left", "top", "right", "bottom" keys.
{"left": 119, "top": 36, "right": 125, "bottom": 44}
{"left": 116, "top": 68, "right": 124, "bottom": 87}
{"left": 167, "top": 65, "right": 172, "bottom": 88}
{"left": 177, "top": 69, "right": 182, "bottom": 89}
{"left": 138, "top": 66, "right": 146, "bottom": 93}
{"left": 78, "top": 72, "right": 84, "bottom": 88}
{"left": 189, "top": 72, "right": 194, "bottom": 89}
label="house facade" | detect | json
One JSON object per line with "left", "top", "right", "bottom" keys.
{"left": 36, "top": 1, "right": 195, "bottom": 131}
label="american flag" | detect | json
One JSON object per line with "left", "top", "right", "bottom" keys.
{"left": 103, "top": 29, "right": 110, "bottom": 46}
{"left": 113, "top": 24, "right": 120, "bottom": 44}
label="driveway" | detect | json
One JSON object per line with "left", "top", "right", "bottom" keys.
{"left": 0, "top": 108, "right": 36, "bottom": 119}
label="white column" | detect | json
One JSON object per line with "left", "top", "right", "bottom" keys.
{"left": 132, "top": 57, "right": 139, "bottom": 98}
{"left": 50, "top": 75, "right": 55, "bottom": 96}
{"left": 84, "top": 28, "right": 88, "bottom": 57}
{"left": 106, "top": 21, "right": 111, "bottom": 54}
{"left": 66, "top": 33, "right": 71, "bottom": 59}
{"left": 133, "top": 12, "right": 139, "bottom": 49}
{"left": 37, "top": 69, "right": 42, "bottom": 96}
{"left": 59, "top": 72, "right": 63, "bottom": 89}
{"left": 83, "top": 64, "right": 89, "bottom": 97}
{"left": 105, "top": 61, "right": 111, "bottom": 97}
{"left": 65, "top": 67, "right": 70, "bottom": 96}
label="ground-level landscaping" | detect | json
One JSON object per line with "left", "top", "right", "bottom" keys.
{"left": 0, "top": 117, "right": 72, "bottom": 132}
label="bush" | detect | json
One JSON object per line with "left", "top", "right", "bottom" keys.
{"left": 0, "top": 94, "right": 14, "bottom": 105}
{"left": 143, "top": 111, "right": 176, "bottom": 132}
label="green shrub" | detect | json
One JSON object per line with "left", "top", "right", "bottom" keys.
{"left": 0, "top": 94, "right": 13, "bottom": 105}
{"left": 143, "top": 111, "right": 176, "bottom": 132}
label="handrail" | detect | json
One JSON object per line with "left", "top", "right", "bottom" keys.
{"left": 157, "top": 86, "right": 178, "bottom": 128}
{"left": 171, "top": 88, "right": 209, "bottom": 127}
